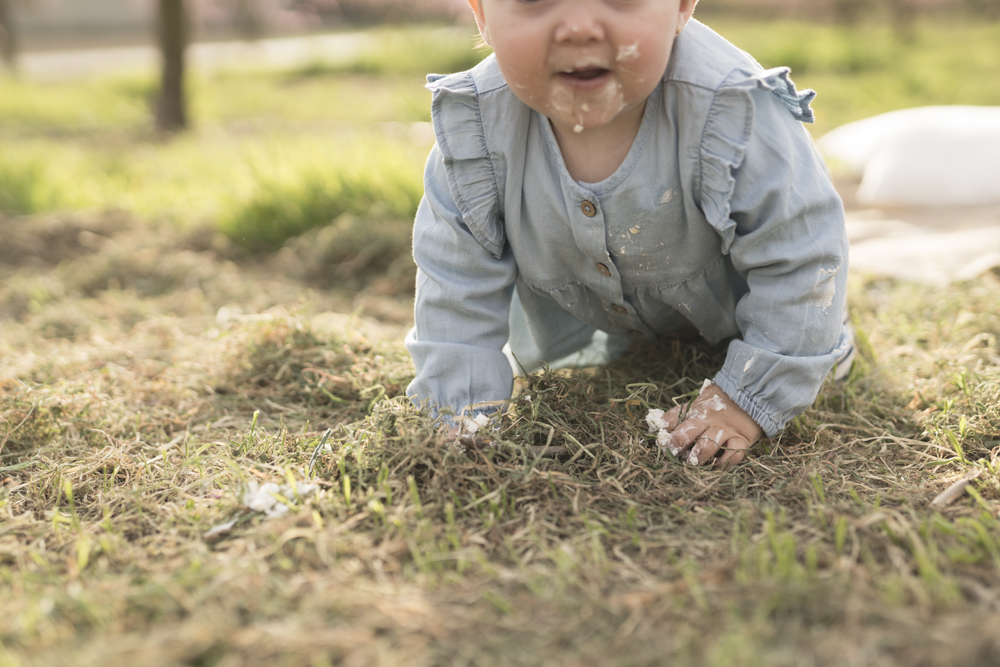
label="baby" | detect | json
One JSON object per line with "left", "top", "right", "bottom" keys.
{"left": 405, "top": 0, "right": 853, "bottom": 466}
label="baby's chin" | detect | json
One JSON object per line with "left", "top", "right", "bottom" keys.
{"left": 543, "top": 102, "right": 633, "bottom": 136}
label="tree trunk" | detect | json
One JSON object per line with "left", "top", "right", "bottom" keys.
{"left": 887, "top": 0, "right": 916, "bottom": 41}
{"left": 966, "top": 0, "right": 1000, "bottom": 19}
{"left": 156, "top": 0, "right": 188, "bottom": 133}
{"left": 831, "top": 0, "right": 865, "bottom": 24}
{"left": 234, "top": 0, "right": 264, "bottom": 40}
{"left": 0, "top": 0, "right": 17, "bottom": 71}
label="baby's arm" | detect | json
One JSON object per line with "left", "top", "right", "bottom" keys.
{"left": 653, "top": 382, "right": 763, "bottom": 467}
{"left": 406, "top": 144, "right": 518, "bottom": 417}
{"left": 698, "top": 83, "right": 851, "bottom": 438}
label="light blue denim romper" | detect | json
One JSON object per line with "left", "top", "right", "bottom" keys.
{"left": 405, "top": 20, "right": 851, "bottom": 437}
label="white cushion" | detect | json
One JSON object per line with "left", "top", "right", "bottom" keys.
{"left": 819, "top": 106, "right": 1000, "bottom": 206}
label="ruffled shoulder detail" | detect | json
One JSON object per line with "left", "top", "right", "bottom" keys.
{"left": 426, "top": 57, "right": 506, "bottom": 259}
{"left": 699, "top": 67, "right": 816, "bottom": 254}
{"left": 750, "top": 66, "right": 816, "bottom": 123}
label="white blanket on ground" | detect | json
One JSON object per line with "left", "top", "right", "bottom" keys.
{"left": 847, "top": 214, "right": 1000, "bottom": 285}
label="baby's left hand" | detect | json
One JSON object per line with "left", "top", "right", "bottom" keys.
{"left": 649, "top": 383, "right": 763, "bottom": 467}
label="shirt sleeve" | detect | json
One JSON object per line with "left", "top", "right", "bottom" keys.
{"left": 699, "top": 73, "right": 851, "bottom": 437}
{"left": 405, "top": 144, "right": 519, "bottom": 416}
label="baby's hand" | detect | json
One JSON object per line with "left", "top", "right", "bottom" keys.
{"left": 650, "top": 382, "right": 763, "bottom": 467}
{"left": 439, "top": 413, "right": 493, "bottom": 450}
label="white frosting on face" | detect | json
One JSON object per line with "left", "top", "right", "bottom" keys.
{"left": 548, "top": 76, "right": 627, "bottom": 137}
{"left": 478, "top": 0, "right": 682, "bottom": 139}
{"left": 616, "top": 42, "right": 640, "bottom": 62}
{"left": 557, "top": 55, "right": 611, "bottom": 72}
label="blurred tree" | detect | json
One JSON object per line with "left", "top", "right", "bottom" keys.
{"left": 334, "top": 0, "right": 466, "bottom": 24}
{"left": 156, "top": 0, "right": 188, "bottom": 133}
{"left": 965, "top": 0, "right": 1000, "bottom": 18}
{"left": 0, "top": 0, "right": 16, "bottom": 71}
{"left": 887, "top": 0, "right": 916, "bottom": 40}
{"left": 234, "top": 0, "right": 264, "bottom": 40}
{"left": 831, "top": 0, "right": 866, "bottom": 23}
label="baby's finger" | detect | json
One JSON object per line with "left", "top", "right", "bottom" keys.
{"left": 663, "top": 420, "right": 706, "bottom": 457}
{"left": 686, "top": 434, "right": 721, "bottom": 466}
{"left": 715, "top": 436, "right": 750, "bottom": 467}
{"left": 662, "top": 404, "right": 683, "bottom": 431}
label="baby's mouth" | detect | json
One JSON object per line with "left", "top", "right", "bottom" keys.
{"left": 556, "top": 67, "right": 613, "bottom": 91}
{"left": 561, "top": 68, "right": 609, "bottom": 81}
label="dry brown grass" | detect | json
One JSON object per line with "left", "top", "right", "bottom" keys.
{"left": 2, "top": 213, "right": 1000, "bottom": 666}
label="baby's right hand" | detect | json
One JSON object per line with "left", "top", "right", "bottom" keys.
{"left": 648, "top": 382, "right": 763, "bottom": 467}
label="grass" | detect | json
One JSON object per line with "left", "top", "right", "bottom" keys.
{"left": 286, "top": 26, "right": 487, "bottom": 78}
{"left": 1, "top": 15, "right": 1000, "bottom": 666}
{"left": 0, "top": 26, "right": 481, "bottom": 249}
{"left": 218, "top": 138, "right": 423, "bottom": 252}
{"left": 1, "top": 213, "right": 999, "bottom": 664}
{"left": 710, "top": 17, "right": 1000, "bottom": 136}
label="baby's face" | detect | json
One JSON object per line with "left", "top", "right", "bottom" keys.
{"left": 470, "top": 0, "right": 695, "bottom": 136}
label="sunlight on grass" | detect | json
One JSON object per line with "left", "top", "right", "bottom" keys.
{"left": 0, "top": 130, "right": 429, "bottom": 247}
{"left": 286, "top": 26, "right": 488, "bottom": 77}
{"left": 711, "top": 18, "right": 1000, "bottom": 135}
{"left": 0, "top": 75, "right": 154, "bottom": 133}
{"left": 219, "top": 134, "right": 426, "bottom": 250}
{"left": 0, "top": 141, "right": 112, "bottom": 214}
{"left": 2, "top": 19, "right": 999, "bottom": 231}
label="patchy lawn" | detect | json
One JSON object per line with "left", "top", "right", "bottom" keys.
{"left": 1, "top": 211, "right": 999, "bottom": 666}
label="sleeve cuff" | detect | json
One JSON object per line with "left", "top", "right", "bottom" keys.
{"left": 712, "top": 369, "right": 783, "bottom": 438}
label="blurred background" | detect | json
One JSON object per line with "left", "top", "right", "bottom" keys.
{"left": 0, "top": 0, "right": 999, "bottom": 321}
{"left": 5, "top": 0, "right": 469, "bottom": 48}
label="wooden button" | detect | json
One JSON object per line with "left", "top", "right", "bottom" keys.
{"left": 628, "top": 329, "right": 644, "bottom": 337}
{"left": 597, "top": 263, "right": 611, "bottom": 277}
{"left": 612, "top": 304, "right": 627, "bottom": 315}
{"left": 580, "top": 200, "right": 597, "bottom": 217}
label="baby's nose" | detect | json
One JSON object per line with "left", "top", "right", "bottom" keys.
{"left": 553, "top": 3, "right": 606, "bottom": 44}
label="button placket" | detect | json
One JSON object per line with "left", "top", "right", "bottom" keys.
{"left": 573, "top": 190, "right": 629, "bottom": 329}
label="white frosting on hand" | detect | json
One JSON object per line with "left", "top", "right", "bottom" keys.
{"left": 648, "top": 389, "right": 730, "bottom": 462}
{"left": 645, "top": 408, "right": 670, "bottom": 433}
{"left": 458, "top": 413, "right": 490, "bottom": 437}
{"left": 656, "top": 428, "right": 679, "bottom": 455}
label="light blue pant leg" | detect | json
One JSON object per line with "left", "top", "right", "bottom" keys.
{"left": 504, "top": 287, "right": 634, "bottom": 375}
